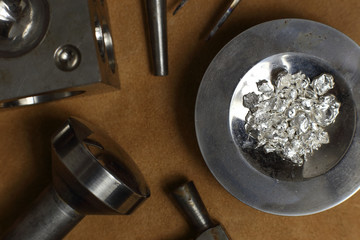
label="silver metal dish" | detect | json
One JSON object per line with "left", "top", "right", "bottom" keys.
{"left": 195, "top": 19, "right": 360, "bottom": 216}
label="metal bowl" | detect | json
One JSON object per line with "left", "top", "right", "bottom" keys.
{"left": 195, "top": 19, "right": 360, "bottom": 216}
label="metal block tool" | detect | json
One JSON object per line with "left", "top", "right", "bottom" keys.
{"left": 0, "top": 0, "right": 118, "bottom": 108}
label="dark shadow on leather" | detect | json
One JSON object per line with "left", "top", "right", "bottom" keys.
{"left": 0, "top": 108, "right": 70, "bottom": 234}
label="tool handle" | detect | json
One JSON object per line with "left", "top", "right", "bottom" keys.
{"left": 2, "top": 185, "right": 84, "bottom": 240}
{"left": 172, "top": 181, "right": 214, "bottom": 233}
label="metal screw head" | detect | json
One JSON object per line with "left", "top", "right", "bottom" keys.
{"left": 54, "top": 45, "right": 81, "bottom": 71}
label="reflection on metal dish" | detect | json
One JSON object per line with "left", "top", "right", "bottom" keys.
{"left": 230, "top": 53, "right": 354, "bottom": 180}
{"left": 195, "top": 19, "right": 360, "bottom": 216}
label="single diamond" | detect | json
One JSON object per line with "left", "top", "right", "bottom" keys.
{"left": 312, "top": 74, "right": 335, "bottom": 95}
{"left": 243, "top": 92, "right": 259, "bottom": 112}
{"left": 257, "top": 80, "right": 273, "bottom": 93}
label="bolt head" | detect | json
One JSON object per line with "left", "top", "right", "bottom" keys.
{"left": 54, "top": 45, "right": 81, "bottom": 71}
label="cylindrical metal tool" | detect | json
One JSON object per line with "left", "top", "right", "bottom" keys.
{"left": 146, "top": 0, "right": 168, "bottom": 76}
{"left": 172, "top": 181, "right": 231, "bottom": 240}
{"left": 172, "top": 181, "right": 214, "bottom": 233}
{"left": 2, "top": 118, "right": 150, "bottom": 240}
{"left": 3, "top": 187, "right": 84, "bottom": 240}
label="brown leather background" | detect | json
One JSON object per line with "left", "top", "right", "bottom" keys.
{"left": 0, "top": 0, "right": 360, "bottom": 239}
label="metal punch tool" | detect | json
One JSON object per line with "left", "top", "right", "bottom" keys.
{"left": 172, "top": 181, "right": 231, "bottom": 240}
{"left": 146, "top": 0, "right": 168, "bottom": 76}
{"left": 173, "top": 0, "right": 242, "bottom": 40}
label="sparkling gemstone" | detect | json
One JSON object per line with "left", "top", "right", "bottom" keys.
{"left": 312, "top": 74, "right": 335, "bottom": 95}
{"left": 257, "top": 80, "right": 273, "bottom": 93}
{"left": 243, "top": 92, "right": 259, "bottom": 111}
{"left": 243, "top": 71, "right": 341, "bottom": 166}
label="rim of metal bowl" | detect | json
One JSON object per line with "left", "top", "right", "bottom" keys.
{"left": 195, "top": 18, "right": 360, "bottom": 216}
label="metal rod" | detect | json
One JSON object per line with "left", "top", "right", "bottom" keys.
{"left": 206, "top": 0, "right": 242, "bottom": 40}
{"left": 146, "top": 0, "right": 168, "bottom": 76}
{"left": 173, "top": 0, "right": 189, "bottom": 15}
{"left": 2, "top": 186, "right": 84, "bottom": 240}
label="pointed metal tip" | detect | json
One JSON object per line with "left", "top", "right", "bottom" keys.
{"left": 204, "top": 0, "right": 242, "bottom": 41}
{"left": 172, "top": 0, "right": 189, "bottom": 15}
{"left": 205, "top": 33, "right": 213, "bottom": 41}
{"left": 172, "top": 6, "right": 181, "bottom": 15}
{"left": 205, "top": 24, "right": 221, "bottom": 41}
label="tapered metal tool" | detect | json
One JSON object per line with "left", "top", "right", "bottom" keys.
{"left": 172, "top": 0, "right": 242, "bottom": 40}
{"left": 2, "top": 118, "right": 150, "bottom": 240}
{"left": 206, "top": 0, "right": 242, "bottom": 40}
{"left": 172, "top": 181, "right": 231, "bottom": 240}
{"left": 173, "top": 0, "right": 189, "bottom": 15}
{"left": 146, "top": 0, "right": 168, "bottom": 76}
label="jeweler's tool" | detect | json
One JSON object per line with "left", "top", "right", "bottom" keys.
{"left": 206, "top": 0, "right": 242, "bottom": 40}
{"left": 2, "top": 118, "right": 150, "bottom": 240}
{"left": 172, "top": 181, "right": 231, "bottom": 240}
{"left": 173, "top": 0, "right": 242, "bottom": 40}
{"left": 146, "top": 0, "right": 168, "bottom": 76}
{"left": 173, "top": 0, "right": 189, "bottom": 15}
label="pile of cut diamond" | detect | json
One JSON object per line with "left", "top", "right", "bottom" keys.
{"left": 243, "top": 71, "right": 341, "bottom": 166}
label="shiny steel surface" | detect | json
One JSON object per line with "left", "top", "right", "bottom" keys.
{"left": 173, "top": 0, "right": 189, "bottom": 15}
{"left": 0, "top": 0, "right": 49, "bottom": 57}
{"left": 146, "top": 0, "right": 168, "bottom": 76}
{"left": 196, "top": 225, "right": 230, "bottom": 240}
{"left": 172, "top": 181, "right": 214, "bottom": 233}
{"left": 0, "top": 91, "right": 85, "bottom": 108}
{"left": 54, "top": 45, "right": 81, "bottom": 71}
{"left": 172, "top": 0, "right": 241, "bottom": 40}
{"left": 0, "top": 0, "right": 118, "bottom": 107}
{"left": 102, "top": 20, "right": 116, "bottom": 73}
{"left": 195, "top": 19, "right": 360, "bottom": 216}
{"left": 52, "top": 117, "right": 150, "bottom": 214}
{"left": 3, "top": 187, "right": 84, "bottom": 240}
{"left": 206, "top": 0, "right": 241, "bottom": 40}
{"left": 172, "top": 181, "right": 230, "bottom": 240}
{"left": 2, "top": 118, "right": 150, "bottom": 239}
{"left": 230, "top": 53, "right": 354, "bottom": 179}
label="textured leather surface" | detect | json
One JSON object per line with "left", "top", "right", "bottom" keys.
{"left": 0, "top": 0, "right": 359, "bottom": 239}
